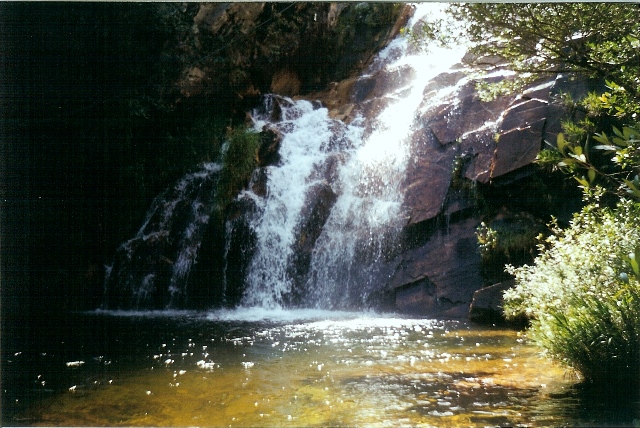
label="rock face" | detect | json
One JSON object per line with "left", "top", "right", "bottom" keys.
{"left": 307, "top": 33, "right": 594, "bottom": 316}
{"left": 393, "top": 218, "right": 483, "bottom": 315}
{"left": 176, "top": 3, "right": 409, "bottom": 112}
{"left": 384, "top": 71, "right": 590, "bottom": 316}
{"left": 394, "top": 71, "right": 600, "bottom": 316}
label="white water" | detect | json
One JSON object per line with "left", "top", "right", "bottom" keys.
{"left": 240, "top": 4, "right": 468, "bottom": 310}
{"left": 242, "top": 99, "right": 363, "bottom": 308}
{"left": 104, "top": 162, "right": 221, "bottom": 308}
{"left": 103, "top": 5, "right": 471, "bottom": 311}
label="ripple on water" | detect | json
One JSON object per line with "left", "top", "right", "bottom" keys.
{"left": 8, "top": 312, "right": 639, "bottom": 427}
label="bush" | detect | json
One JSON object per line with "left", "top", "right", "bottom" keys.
{"left": 503, "top": 198, "right": 640, "bottom": 384}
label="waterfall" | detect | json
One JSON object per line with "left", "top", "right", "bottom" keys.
{"left": 240, "top": 98, "right": 363, "bottom": 308}
{"left": 239, "top": 4, "right": 467, "bottom": 309}
{"left": 104, "top": 163, "right": 221, "bottom": 309}
{"left": 103, "top": 4, "right": 470, "bottom": 311}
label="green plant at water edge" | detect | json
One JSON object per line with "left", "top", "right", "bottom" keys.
{"left": 531, "top": 281, "right": 640, "bottom": 384}
{"left": 503, "top": 199, "right": 640, "bottom": 384}
{"left": 217, "top": 127, "right": 261, "bottom": 208}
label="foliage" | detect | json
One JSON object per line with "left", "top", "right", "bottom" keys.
{"left": 539, "top": 120, "right": 640, "bottom": 200}
{"left": 406, "top": 1, "right": 640, "bottom": 385}
{"left": 217, "top": 127, "right": 261, "bottom": 208}
{"left": 477, "top": 218, "right": 541, "bottom": 261}
{"left": 476, "top": 214, "right": 544, "bottom": 284}
{"left": 532, "top": 281, "right": 640, "bottom": 384}
{"left": 441, "top": 3, "right": 640, "bottom": 98}
{"left": 503, "top": 199, "right": 640, "bottom": 383}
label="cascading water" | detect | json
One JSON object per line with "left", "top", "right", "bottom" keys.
{"left": 104, "top": 163, "right": 221, "bottom": 309}
{"left": 104, "top": 4, "right": 469, "bottom": 311}
{"left": 240, "top": 98, "right": 363, "bottom": 308}
{"left": 239, "top": 4, "right": 468, "bottom": 310}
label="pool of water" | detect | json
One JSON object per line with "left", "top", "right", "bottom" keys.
{"left": 3, "top": 309, "right": 639, "bottom": 426}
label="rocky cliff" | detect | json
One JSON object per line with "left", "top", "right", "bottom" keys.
{"left": 173, "top": 2, "right": 410, "bottom": 116}
{"left": 286, "top": 23, "right": 591, "bottom": 317}
{"left": 102, "top": 4, "right": 590, "bottom": 319}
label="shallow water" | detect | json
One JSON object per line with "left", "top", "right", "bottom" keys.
{"left": 3, "top": 310, "right": 639, "bottom": 427}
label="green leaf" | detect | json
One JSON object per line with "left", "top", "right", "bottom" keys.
{"left": 592, "top": 133, "right": 610, "bottom": 145}
{"left": 575, "top": 176, "right": 590, "bottom": 187}
{"left": 588, "top": 169, "right": 596, "bottom": 183}
{"left": 622, "top": 127, "right": 639, "bottom": 140}
{"left": 557, "top": 133, "right": 567, "bottom": 155}
{"left": 629, "top": 258, "right": 639, "bottom": 277}
{"left": 623, "top": 179, "right": 640, "bottom": 199}
{"left": 613, "top": 126, "right": 624, "bottom": 138}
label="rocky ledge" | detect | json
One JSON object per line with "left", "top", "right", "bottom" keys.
{"left": 298, "top": 42, "right": 596, "bottom": 320}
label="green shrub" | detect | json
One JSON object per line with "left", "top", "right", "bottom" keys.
{"left": 504, "top": 198, "right": 640, "bottom": 384}
{"left": 531, "top": 281, "right": 640, "bottom": 384}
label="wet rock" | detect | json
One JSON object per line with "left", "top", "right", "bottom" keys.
{"left": 402, "top": 142, "right": 456, "bottom": 225}
{"left": 250, "top": 167, "right": 269, "bottom": 198}
{"left": 461, "top": 52, "right": 507, "bottom": 69}
{"left": 395, "top": 278, "right": 438, "bottom": 315}
{"left": 488, "top": 118, "right": 546, "bottom": 181}
{"left": 392, "top": 218, "right": 483, "bottom": 315}
{"left": 224, "top": 196, "right": 259, "bottom": 307}
{"left": 271, "top": 70, "right": 302, "bottom": 97}
{"left": 257, "top": 125, "right": 282, "bottom": 167}
{"left": 286, "top": 181, "right": 338, "bottom": 305}
{"left": 468, "top": 280, "right": 515, "bottom": 324}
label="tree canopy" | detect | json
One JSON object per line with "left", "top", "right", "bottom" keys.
{"left": 446, "top": 3, "right": 640, "bottom": 99}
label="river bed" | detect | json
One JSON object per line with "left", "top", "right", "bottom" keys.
{"left": 3, "top": 309, "right": 639, "bottom": 426}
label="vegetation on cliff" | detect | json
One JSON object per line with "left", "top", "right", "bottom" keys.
{"left": 422, "top": 3, "right": 640, "bottom": 384}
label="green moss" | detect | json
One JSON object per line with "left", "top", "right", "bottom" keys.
{"left": 217, "top": 127, "right": 261, "bottom": 209}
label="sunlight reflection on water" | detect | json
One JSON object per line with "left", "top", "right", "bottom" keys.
{"left": 8, "top": 309, "right": 618, "bottom": 427}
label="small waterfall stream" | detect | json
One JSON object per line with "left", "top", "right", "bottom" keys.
{"left": 104, "top": 163, "right": 221, "bottom": 309}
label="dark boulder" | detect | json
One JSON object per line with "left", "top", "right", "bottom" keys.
{"left": 391, "top": 218, "right": 483, "bottom": 316}
{"left": 468, "top": 280, "right": 526, "bottom": 325}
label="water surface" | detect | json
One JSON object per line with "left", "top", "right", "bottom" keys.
{"left": 4, "top": 310, "right": 639, "bottom": 426}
